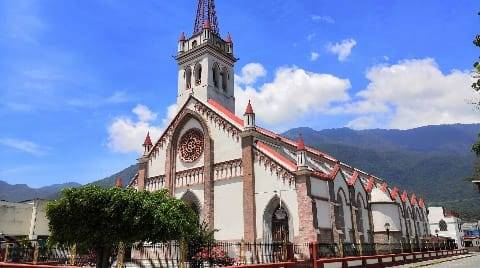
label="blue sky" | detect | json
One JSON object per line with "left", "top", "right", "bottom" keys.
{"left": 0, "top": 0, "right": 478, "bottom": 187}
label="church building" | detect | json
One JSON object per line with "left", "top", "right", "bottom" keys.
{"left": 128, "top": 0, "right": 431, "bottom": 247}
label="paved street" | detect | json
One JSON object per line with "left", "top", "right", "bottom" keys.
{"left": 393, "top": 253, "right": 480, "bottom": 267}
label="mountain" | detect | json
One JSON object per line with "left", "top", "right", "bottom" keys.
{"left": 0, "top": 180, "right": 81, "bottom": 202}
{"left": 89, "top": 164, "right": 138, "bottom": 188}
{"left": 0, "top": 165, "right": 138, "bottom": 202}
{"left": 283, "top": 124, "right": 480, "bottom": 221}
{"left": 1, "top": 124, "right": 479, "bottom": 220}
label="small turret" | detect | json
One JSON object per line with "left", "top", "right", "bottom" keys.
{"left": 178, "top": 32, "right": 186, "bottom": 53}
{"left": 115, "top": 177, "right": 123, "bottom": 188}
{"left": 143, "top": 132, "right": 153, "bottom": 155}
{"left": 203, "top": 20, "right": 211, "bottom": 41}
{"left": 243, "top": 100, "right": 255, "bottom": 130}
{"left": 296, "top": 136, "right": 308, "bottom": 170}
{"left": 225, "top": 32, "right": 233, "bottom": 54}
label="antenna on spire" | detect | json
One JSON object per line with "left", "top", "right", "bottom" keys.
{"left": 193, "top": 0, "right": 219, "bottom": 35}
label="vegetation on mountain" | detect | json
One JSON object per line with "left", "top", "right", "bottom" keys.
{"left": 46, "top": 186, "right": 197, "bottom": 268}
{"left": 284, "top": 124, "right": 480, "bottom": 221}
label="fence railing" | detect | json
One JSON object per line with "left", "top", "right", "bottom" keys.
{"left": 1, "top": 240, "right": 460, "bottom": 266}
{"left": 0, "top": 241, "right": 95, "bottom": 266}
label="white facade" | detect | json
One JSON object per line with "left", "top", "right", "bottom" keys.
{"left": 428, "top": 206, "right": 463, "bottom": 247}
{"left": 0, "top": 199, "right": 49, "bottom": 239}
{"left": 128, "top": 0, "right": 433, "bottom": 247}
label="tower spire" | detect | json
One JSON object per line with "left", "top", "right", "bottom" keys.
{"left": 193, "top": 0, "right": 219, "bottom": 35}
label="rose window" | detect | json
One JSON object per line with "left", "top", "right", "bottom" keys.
{"left": 179, "top": 128, "right": 204, "bottom": 162}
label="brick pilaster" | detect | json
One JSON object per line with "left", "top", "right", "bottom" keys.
{"left": 203, "top": 137, "right": 214, "bottom": 228}
{"left": 137, "top": 158, "right": 148, "bottom": 191}
{"left": 241, "top": 132, "right": 256, "bottom": 242}
{"left": 295, "top": 171, "right": 318, "bottom": 244}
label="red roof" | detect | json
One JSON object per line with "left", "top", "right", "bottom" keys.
{"left": 203, "top": 20, "right": 210, "bottom": 29}
{"left": 365, "top": 177, "right": 375, "bottom": 193}
{"left": 143, "top": 132, "right": 152, "bottom": 146}
{"left": 296, "top": 136, "right": 306, "bottom": 151}
{"left": 418, "top": 198, "right": 425, "bottom": 208}
{"left": 401, "top": 190, "right": 409, "bottom": 203}
{"left": 245, "top": 100, "right": 254, "bottom": 114}
{"left": 255, "top": 141, "right": 297, "bottom": 172}
{"left": 410, "top": 193, "right": 417, "bottom": 205}
{"left": 347, "top": 171, "right": 359, "bottom": 186}
{"left": 115, "top": 177, "right": 123, "bottom": 188}
{"left": 380, "top": 182, "right": 388, "bottom": 193}
{"left": 226, "top": 32, "right": 233, "bottom": 43}
{"left": 390, "top": 187, "right": 399, "bottom": 200}
{"left": 179, "top": 32, "right": 186, "bottom": 41}
{"left": 207, "top": 98, "right": 244, "bottom": 126}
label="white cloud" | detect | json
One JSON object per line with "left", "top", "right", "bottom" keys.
{"left": 345, "top": 58, "right": 479, "bottom": 129}
{"left": 133, "top": 104, "right": 157, "bottom": 122}
{"left": 310, "top": 52, "right": 320, "bottom": 62}
{"left": 234, "top": 63, "right": 267, "bottom": 85}
{"left": 311, "top": 15, "right": 335, "bottom": 24}
{"left": 235, "top": 64, "right": 351, "bottom": 125}
{"left": 327, "top": 39, "right": 357, "bottom": 62}
{"left": 307, "top": 33, "right": 316, "bottom": 42}
{"left": 0, "top": 138, "right": 49, "bottom": 156}
{"left": 108, "top": 104, "right": 167, "bottom": 154}
{"left": 1, "top": 0, "right": 46, "bottom": 43}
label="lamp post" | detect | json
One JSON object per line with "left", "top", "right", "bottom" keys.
{"left": 435, "top": 229, "right": 439, "bottom": 251}
{"left": 385, "top": 222, "right": 391, "bottom": 254}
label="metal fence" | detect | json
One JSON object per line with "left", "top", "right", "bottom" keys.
{"left": 0, "top": 241, "right": 95, "bottom": 266}
{"left": 131, "top": 241, "right": 297, "bottom": 267}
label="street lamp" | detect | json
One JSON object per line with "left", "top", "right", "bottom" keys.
{"left": 435, "top": 229, "right": 439, "bottom": 250}
{"left": 385, "top": 222, "right": 391, "bottom": 253}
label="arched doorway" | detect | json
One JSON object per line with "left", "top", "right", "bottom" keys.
{"left": 271, "top": 205, "right": 289, "bottom": 243}
{"left": 181, "top": 190, "right": 202, "bottom": 223}
{"left": 263, "top": 196, "right": 293, "bottom": 243}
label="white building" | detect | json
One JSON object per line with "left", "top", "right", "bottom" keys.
{"left": 127, "top": 0, "right": 431, "bottom": 247}
{"left": 0, "top": 199, "right": 50, "bottom": 240}
{"left": 428, "top": 207, "right": 463, "bottom": 248}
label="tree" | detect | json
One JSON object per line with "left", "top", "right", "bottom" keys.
{"left": 46, "top": 186, "right": 197, "bottom": 268}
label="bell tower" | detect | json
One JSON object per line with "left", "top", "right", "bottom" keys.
{"left": 175, "top": 0, "right": 236, "bottom": 112}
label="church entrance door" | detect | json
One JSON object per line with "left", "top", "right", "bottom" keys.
{"left": 271, "top": 205, "right": 289, "bottom": 261}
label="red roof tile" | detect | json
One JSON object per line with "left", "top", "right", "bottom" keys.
{"left": 255, "top": 141, "right": 297, "bottom": 171}
{"left": 401, "top": 191, "right": 409, "bottom": 203}
{"left": 390, "top": 187, "right": 399, "bottom": 200}
{"left": 143, "top": 132, "right": 152, "bottom": 146}
{"left": 380, "top": 182, "right": 388, "bottom": 193}
{"left": 226, "top": 32, "right": 233, "bottom": 43}
{"left": 207, "top": 98, "right": 244, "bottom": 126}
{"left": 418, "top": 198, "right": 425, "bottom": 208}
{"left": 410, "top": 193, "right": 417, "bottom": 205}
{"left": 347, "top": 171, "right": 359, "bottom": 186}
{"left": 179, "top": 32, "right": 186, "bottom": 41}
{"left": 365, "top": 177, "right": 375, "bottom": 193}
{"left": 245, "top": 100, "right": 254, "bottom": 114}
{"left": 296, "top": 136, "right": 306, "bottom": 151}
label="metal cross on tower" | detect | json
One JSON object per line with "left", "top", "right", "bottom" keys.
{"left": 193, "top": 0, "right": 219, "bottom": 35}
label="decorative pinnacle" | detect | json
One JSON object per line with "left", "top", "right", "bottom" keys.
{"left": 193, "top": 0, "right": 219, "bottom": 35}
{"left": 244, "top": 100, "right": 254, "bottom": 114}
{"left": 143, "top": 132, "right": 152, "bottom": 146}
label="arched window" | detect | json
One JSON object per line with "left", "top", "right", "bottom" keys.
{"left": 356, "top": 194, "right": 365, "bottom": 233}
{"left": 439, "top": 219, "right": 448, "bottom": 231}
{"left": 212, "top": 63, "right": 220, "bottom": 88}
{"left": 194, "top": 63, "right": 202, "bottom": 85}
{"left": 221, "top": 69, "right": 228, "bottom": 92}
{"left": 192, "top": 40, "right": 197, "bottom": 48}
{"left": 185, "top": 67, "right": 192, "bottom": 89}
{"left": 335, "top": 192, "right": 346, "bottom": 237}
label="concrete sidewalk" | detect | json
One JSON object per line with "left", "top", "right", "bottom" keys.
{"left": 391, "top": 253, "right": 478, "bottom": 267}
